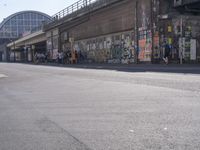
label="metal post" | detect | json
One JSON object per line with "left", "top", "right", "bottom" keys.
{"left": 151, "top": 0, "right": 155, "bottom": 63}
{"left": 135, "top": 0, "right": 139, "bottom": 64}
{"left": 180, "top": 16, "right": 183, "bottom": 64}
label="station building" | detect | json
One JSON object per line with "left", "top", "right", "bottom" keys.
{"left": 0, "top": 11, "right": 52, "bottom": 61}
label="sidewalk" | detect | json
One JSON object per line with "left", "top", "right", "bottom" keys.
{"left": 34, "top": 62, "right": 200, "bottom": 74}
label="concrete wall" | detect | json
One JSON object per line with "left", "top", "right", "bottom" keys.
{"left": 158, "top": 1, "right": 200, "bottom": 63}
{"left": 74, "top": 30, "right": 135, "bottom": 63}
{"left": 172, "top": 15, "right": 200, "bottom": 62}
{"left": 69, "top": 0, "right": 135, "bottom": 40}
{"left": 43, "top": 0, "right": 200, "bottom": 64}
{"left": 56, "top": 0, "right": 139, "bottom": 63}
{"left": 46, "top": 28, "right": 59, "bottom": 60}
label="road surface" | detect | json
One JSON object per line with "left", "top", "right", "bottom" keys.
{"left": 0, "top": 63, "right": 200, "bottom": 150}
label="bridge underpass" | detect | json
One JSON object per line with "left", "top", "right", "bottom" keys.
{"left": 7, "top": 30, "right": 47, "bottom": 62}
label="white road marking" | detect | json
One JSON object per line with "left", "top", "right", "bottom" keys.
{"left": 129, "top": 130, "right": 134, "bottom": 133}
{"left": 0, "top": 74, "right": 7, "bottom": 78}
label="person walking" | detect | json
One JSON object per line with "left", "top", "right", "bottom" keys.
{"left": 60, "top": 52, "right": 64, "bottom": 64}
{"left": 75, "top": 50, "right": 78, "bottom": 64}
{"left": 163, "top": 42, "right": 171, "bottom": 64}
{"left": 58, "top": 52, "right": 62, "bottom": 64}
{"left": 34, "top": 52, "right": 38, "bottom": 64}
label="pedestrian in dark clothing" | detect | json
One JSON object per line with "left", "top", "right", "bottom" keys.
{"left": 163, "top": 43, "right": 171, "bottom": 64}
{"left": 45, "top": 53, "right": 48, "bottom": 63}
{"left": 75, "top": 50, "right": 78, "bottom": 64}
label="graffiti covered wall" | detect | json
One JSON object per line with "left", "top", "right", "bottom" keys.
{"left": 159, "top": 15, "right": 200, "bottom": 63}
{"left": 74, "top": 31, "right": 136, "bottom": 64}
{"left": 138, "top": 0, "right": 152, "bottom": 62}
{"left": 175, "top": 16, "right": 200, "bottom": 62}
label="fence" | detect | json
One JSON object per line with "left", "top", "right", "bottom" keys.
{"left": 50, "top": 0, "right": 121, "bottom": 22}
{"left": 52, "top": 0, "right": 97, "bottom": 21}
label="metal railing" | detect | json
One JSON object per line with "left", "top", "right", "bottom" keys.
{"left": 174, "top": 0, "right": 200, "bottom": 7}
{"left": 50, "top": 0, "right": 121, "bottom": 23}
{"left": 52, "top": 0, "right": 97, "bottom": 21}
{"left": 183, "top": 0, "right": 200, "bottom": 5}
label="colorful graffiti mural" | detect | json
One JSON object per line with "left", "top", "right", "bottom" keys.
{"left": 138, "top": 29, "right": 152, "bottom": 62}
{"left": 73, "top": 31, "right": 136, "bottom": 64}
{"left": 163, "top": 16, "right": 200, "bottom": 62}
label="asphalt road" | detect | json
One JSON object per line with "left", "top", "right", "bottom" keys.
{"left": 0, "top": 63, "right": 200, "bottom": 150}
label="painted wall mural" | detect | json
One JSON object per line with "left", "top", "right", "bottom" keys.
{"left": 74, "top": 31, "right": 135, "bottom": 64}
{"left": 170, "top": 17, "right": 200, "bottom": 62}
{"left": 138, "top": 29, "right": 152, "bottom": 62}
{"left": 137, "top": 2, "right": 152, "bottom": 62}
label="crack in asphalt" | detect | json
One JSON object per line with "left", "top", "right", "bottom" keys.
{"left": 36, "top": 117, "right": 93, "bottom": 150}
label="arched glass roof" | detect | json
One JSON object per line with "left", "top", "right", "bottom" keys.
{"left": 0, "top": 10, "right": 52, "bottom": 39}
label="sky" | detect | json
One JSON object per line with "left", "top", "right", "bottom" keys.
{"left": 0, "top": 0, "right": 78, "bottom": 22}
